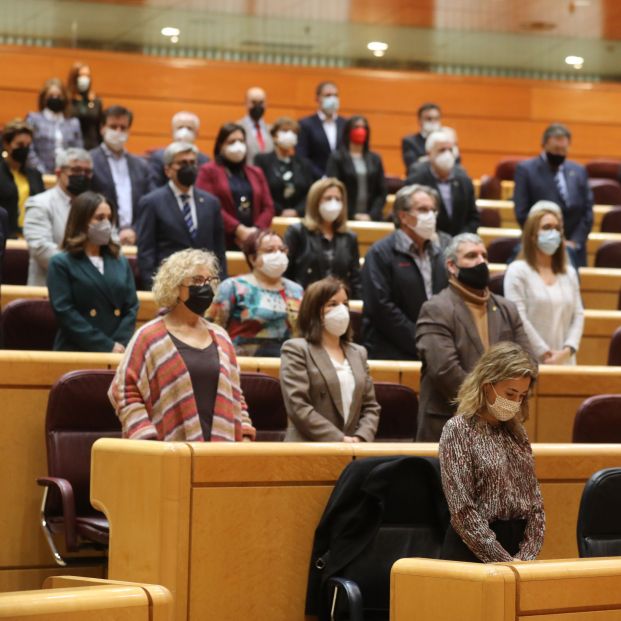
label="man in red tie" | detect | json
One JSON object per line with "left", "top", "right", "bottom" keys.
{"left": 238, "top": 87, "right": 274, "bottom": 165}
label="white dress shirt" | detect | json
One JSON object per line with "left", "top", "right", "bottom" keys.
{"left": 329, "top": 355, "right": 355, "bottom": 425}
{"left": 102, "top": 143, "right": 133, "bottom": 229}
{"left": 317, "top": 110, "right": 338, "bottom": 151}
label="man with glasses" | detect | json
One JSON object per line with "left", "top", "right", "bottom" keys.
{"left": 23, "top": 147, "right": 93, "bottom": 285}
{"left": 136, "top": 141, "right": 227, "bottom": 290}
{"left": 361, "top": 184, "right": 449, "bottom": 360}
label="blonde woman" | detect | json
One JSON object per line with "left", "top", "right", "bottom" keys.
{"left": 109, "top": 248, "right": 255, "bottom": 442}
{"left": 439, "top": 342, "right": 544, "bottom": 563}
{"left": 284, "top": 177, "right": 362, "bottom": 297}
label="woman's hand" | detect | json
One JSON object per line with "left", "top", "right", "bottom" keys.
{"left": 281, "top": 209, "right": 298, "bottom": 218}
{"left": 543, "top": 347, "right": 572, "bottom": 365}
{"left": 342, "top": 436, "right": 361, "bottom": 443}
{"left": 235, "top": 224, "right": 257, "bottom": 246}
{"left": 112, "top": 342, "right": 125, "bottom": 353}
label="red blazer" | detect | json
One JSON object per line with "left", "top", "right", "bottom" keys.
{"left": 196, "top": 161, "right": 274, "bottom": 244}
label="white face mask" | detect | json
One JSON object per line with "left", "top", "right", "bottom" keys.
{"left": 323, "top": 304, "right": 350, "bottom": 337}
{"left": 103, "top": 128, "right": 128, "bottom": 152}
{"left": 407, "top": 211, "right": 436, "bottom": 240}
{"left": 422, "top": 120, "right": 441, "bottom": 136}
{"left": 174, "top": 127, "right": 196, "bottom": 143}
{"left": 258, "top": 250, "right": 288, "bottom": 279}
{"left": 486, "top": 385, "right": 522, "bottom": 422}
{"left": 434, "top": 149, "right": 455, "bottom": 172}
{"left": 321, "top": 95, "right": 340, "bottom": 115}
{"left": 224, "top": 140, "right": 247, "bottom": 163}
{"left": 319, "top": 198, "right": 343, "bottom": 223}
{"left": 276, "top": 130, "right": 298, "bottom": 149}
{"left": 76, "top": 75, "right": 91, "bottom": 93}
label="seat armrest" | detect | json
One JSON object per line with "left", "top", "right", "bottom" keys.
{"left": 37, "top": 476, "right": 78, "bottom": 551}
{"left": 322, "top": 577, "right": 363, "bottom": 621}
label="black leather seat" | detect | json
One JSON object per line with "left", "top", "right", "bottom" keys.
{"left": 487, "top": 237, "right": 519, "bottom": 264}
{"left": 240, "top": 372, "right": 287, "bottom": 441}
{"left": 373, "top": 382, "right": 418, "bottom": 442}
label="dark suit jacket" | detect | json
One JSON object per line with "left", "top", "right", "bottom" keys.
{"left": 297, "top": 113, "right": 346, "bottom": 177}
{"left": 195, "top": 161, "right": 274, "bottom": 248}
{"left": 406, "top": 162, "right": 480, "bottom": 236}
{"left": 0, "top": 158, "right": 45, "bottom": 236}
{"left": 147, "top": 148, "right": 210, "bottom": 187}
{"left": 0, "top": 207, "right": 6, "bottom": 346}
{"left": 284, "top": 222, "right": 362, "bottom": 298}
{"left": 361, "top": 231, "right": 448, "bottom": 360}
{"left": 136, "top": 184, "right": 227, "bottom": 289}
{"left": 254, "top": 151, "right": 315, "bottom": 216}
{"left": 401, "top": 132, "right": 427, "bottom": 174}
{"left": 513, "top": 156, "right": 593, "bottom": 256}
{"left": 47, "top": 250, "right": 139, "bottom": 352}
{"left": 280, "top": 338, "right": 380, "bottom": 442}
{"left": 89, "top": 146, "right": 155, "bottom": 227}
{"left": 415, "top": 285, "right": 533, "bottom": 441}
{"left": 326, "top": 149, "right": 387, "bottom": 221}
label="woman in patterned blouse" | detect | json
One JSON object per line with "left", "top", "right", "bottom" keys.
{"left": 439, "top": 341, "right": 545, "bottom": 563}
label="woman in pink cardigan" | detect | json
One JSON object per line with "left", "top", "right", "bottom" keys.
{"left": 109, "top": 248, "right": 255, "bottom": 442}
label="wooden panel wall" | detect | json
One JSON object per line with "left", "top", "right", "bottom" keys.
{"left": 2, "top": 44, "right": 621, "bottom": 178}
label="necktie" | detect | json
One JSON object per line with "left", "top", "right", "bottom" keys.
{"left": 255, "top": 122, "right": 265, "bottom": 152}
{"left": 180, "top": 194, "right": 197, "bottom": 242}
{"left": 554, "top": 168, "right": 569, "bottom": 206}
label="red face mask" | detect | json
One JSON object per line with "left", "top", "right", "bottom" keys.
{"left": 349, "top": 127, "right": 368, "bottom": 145}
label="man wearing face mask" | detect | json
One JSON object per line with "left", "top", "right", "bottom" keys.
{"left": 514, "top": 123, "right": 593, "bottom": 267}
{"left": 89, "top": 105, "right": 154, "bottom": 245}
{"left": 0, "top": 119, "right": 45, "bottom": 237}
{"left": 136, "top": 142, "right": 226, "bottom": 290}
{"left": 23, "top": 147, "right": 93, "bottom": 286}
{"left": 406, "top": 129, "right": 479, "bottom": 237}
{"left": 401, "top": 102, "right": 442, "bottom": 175}
{"left": 297, "top": 81, "right": 347, "bottom": 178}
{"left": 361, "top": 184, "right": 449, "bottom": 360}
{"left": 147, "top": 111, "right": 210, "bottom": 187}
{"left": 237, "top": 86, "right": 274, "bottom": 165}
{"left": 415, "top": 233, "right": 533, "bottom": 442}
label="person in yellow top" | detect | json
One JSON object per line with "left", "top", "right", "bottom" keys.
{"left": 0, "top": 119, "right": 45, "bottom": 236}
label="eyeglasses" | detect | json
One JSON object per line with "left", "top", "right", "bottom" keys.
{"left": 183, "top": 275, "right": 220, "bottom": 287}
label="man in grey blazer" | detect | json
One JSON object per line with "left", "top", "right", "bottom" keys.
{"left": 237, "top": 86, "right": 273, "bottom": 164}
{"left": 23, "top": 147, "right": 93, "bottom": 286}
{"left": 415, "top": 233, "right": 533, "bottom": 442}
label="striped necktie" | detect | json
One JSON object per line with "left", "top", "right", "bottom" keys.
{"left": 180, "top": 194, "right": 197, "bottom": 242}
{"left": 554, "top": 168, "right": 569, "bottom": 206}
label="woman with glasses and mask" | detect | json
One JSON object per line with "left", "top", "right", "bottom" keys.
{"left": 109, "top": 248, "right": 256, "bottom": 442}
{"left": 504, "top": 201, "right": 583, "bottom": 365}
{"left": 47, "top": 191, "right": 138, "bottom": 352}
{"left": 439, "top": 341, "right": 544, "bottom": 563}
{"left": 208, "top": 229, "right": 303, "bottom": 357}
{"left": 284, "top": 178, "right": 362, "bottom": 298}
{"left": 196, "top": 122, "right": 274, "bottom": 250}
{"left": 280, "top": 277, "right": 379, "bottom": 442}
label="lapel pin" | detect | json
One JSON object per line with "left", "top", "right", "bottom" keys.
{"left": 199, "top": 197, "right": 204, "bottom": 203}
{"left": 492, "top": 306, "right": 497, "bottom": 311}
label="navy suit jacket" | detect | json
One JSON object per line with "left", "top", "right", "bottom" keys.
{"left": 297, "top": 113, "right": 346, "bottom": 177}
{"left": 136, "top": 184, "right": 227, "bottom": 289}
{"left": 90, "top": 146, "right": 155, "bottom": 226}
{"left": 513, "top": 156, "right": 594, "bottom": 252}
{"left": 401, "top": 132, "right": 427, "bottom": 174}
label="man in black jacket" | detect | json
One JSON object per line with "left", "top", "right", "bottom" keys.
{"left": 361, "top": 184, "right": 449, "bottom": 360}
{"left": 401, "top": 102, "right": 442, "bottom": 175}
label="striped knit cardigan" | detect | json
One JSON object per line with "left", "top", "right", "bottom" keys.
{"left": 109, "top": 316, "right": 255, "bottom": 441}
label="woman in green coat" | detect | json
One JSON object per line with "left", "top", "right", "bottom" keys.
{"left": 47, "top": 191, "right": 138, "bottom": 352}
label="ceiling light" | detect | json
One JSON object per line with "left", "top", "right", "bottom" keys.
{"left": 565, "top": 55, "right": 584, "bottom": 69}
{"left": 373, "top": 50, "right": 385, "bottom": 57}
{"left": 367, "top": 41, "right": 388, "bottom": 52}
{"left": 161, "top": 27, "right": 180, "bottom": 37}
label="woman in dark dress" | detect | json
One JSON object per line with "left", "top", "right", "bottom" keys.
{"left": 67, "top": 62, "right": 103, "bottom": 150}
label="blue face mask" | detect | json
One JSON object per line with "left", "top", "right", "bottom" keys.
{"left": 321, "top": 95, "right": 339, "bottom": 115}
{"left": 537, "top": 229, "right": 561, "bottom": 255}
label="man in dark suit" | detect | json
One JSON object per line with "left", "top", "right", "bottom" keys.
{"left": 297, "top": 81, "right": 346, "bottom": 178}
{"left": 136, "top": 142, "right": 227, "bottom": 290}
{"left": 401, "top": 102, "right": 442, "bottom": 175}
{"left": 415, "top": 233, "right": 533, "bottom": 441}
{"left": 406, "top": 130, "right": 479, "bottom": 236}
{"left": 90, "top": 105, "right": 154, "bottom": 246}
{"left": 0, "top": 206, "right": 7, "bottom": 346}
{"left": 514, "top": 123, "right": 593, "bottom": 266}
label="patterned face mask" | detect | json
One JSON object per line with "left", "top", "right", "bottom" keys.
{"left": 486, "top": 385, "right": 522, "bottom": 422}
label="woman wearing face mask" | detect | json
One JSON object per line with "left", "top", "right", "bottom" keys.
{"left": 196, "top": 122, "right": 274, "bottom": 250}
{"left": 504, "top": 201, "right": 583, "bottom": 365}
{"left": 46, "top": 191, "right": 138, "bottom": 352}
{"left": 254, "top": 117, "right": 315, "bottom": 217}
{"left": 109, "top": 248, "right": 256, "bottom": 442}
{"left": 325, "top": 115, "right": 387, "bottom": 221}
{"left": 280, "top": 277, "right": 380, "bottom": 442}
{"left": 284, "top": 178, "right": 362, "bottom": 298}
{"left": 67, "top": 62, "right": 103, "bottom": 151}
{"left": 26, "top": 78, "right": 83, "bottom": 174}
{"left": 207, "top": 229, "right": 303, "bottom": 356}
{"left": 439, "top": 341, "right": 544, "bottom": 563}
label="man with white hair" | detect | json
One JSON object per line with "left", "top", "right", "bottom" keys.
{"left": 23, "top": 147, "right": 93, "bottom": 285}
{"left": 406, "top": 129, "right": 479, "bottom": 237}
{"left": 237, "top": 86, "right": 273, "bottom": 164}
{"left": 147, "top": 111, "right": 210, "bottom": 187}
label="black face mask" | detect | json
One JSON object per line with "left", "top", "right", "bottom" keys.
{"left": 546, "top": 152, "right": 566, "bottom": 168}
{"left": 456, "top": 262, "right": 489, "bottom": 290}
{"left": 249, "top": 103, "right": 265, "bottom": 122}
{"left": 184, "top": 284, "right": 215, "bottom": 315}
{"left": 66, "top": 174, "right": 91, "bottom": 196}
{"left": 10, "top": 146, "right": 29, "bottom": 164}
{"left": 177, "top": 164, "right": 197, "bottom": 187}
{"left": 46, "top": 97, "right": 65, "bottom": 113}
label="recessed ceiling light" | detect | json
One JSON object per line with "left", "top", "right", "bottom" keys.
{"left": 161, "top": 27, "right": 180, "bottom": 37}
{"left": 565, "top": 55, "right": 584, "bottom": 69}
{"left": 373, "top": 50, "right": 385, "bottom": 57}
{"left": 170, "top": 36, "right": 179, "bottom": 44}
{"left": 367, "top": 41, "right": 388, "bottom": 52}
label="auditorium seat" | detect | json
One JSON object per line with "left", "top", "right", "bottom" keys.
{"left": 494, "top": 157, "right": 527, "bottom": 181}
{"left": 577, "top": 467, "right": 621, "bottom": 557}
{"left": 126, "top": 255, "right": 144, "bottom": 290}
{"left": 488, "top": 272, "right": 505, "bottom": 296}
{"left": 600, "top": 207, "right": 621, "bottom": 233}
{"left": 384, "top": 175, "right": 405, "bottom": 195}
{"left": 486, "top": 237, "right": 519, "bottom": 264}
{"left": 572, "top": 394, "right": 621, "bottom": 442}
{"left": 240, "top": 372, "right": 287, "bottom": 441}
{"left": 589, "top": 178, "right": 621, "bottom": 206}
{"left": 585, "top": 159, "right": 621, "bottom": 181}
{"left": 2, "top": 246, "right": 29, "bottom": 285}
{"left": 608, "top": 327, "right": 621, "bottom": 365}
{"left": 373, "top": 382, "right": 418, "bottom": 442}
{"left": 594, "top": 241, "right": 621, "bottom": 268}
{"left": 478, "top": 207, "right": 501, "bottom": 228}
{"left": 478, "top": 175, "right": 501, "bottom": 200}
{"left": 1, "top": 298, "right": 57, "bottom": 350}
{"left": 37, "top": 369, "right": 121, "bottom": 566}
{"left": 349, "top": 308, "right": 363, "bottom": 345}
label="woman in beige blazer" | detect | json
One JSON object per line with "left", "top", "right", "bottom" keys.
{"left": 280, "top": 277, "right": 380, "bottom": 442}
